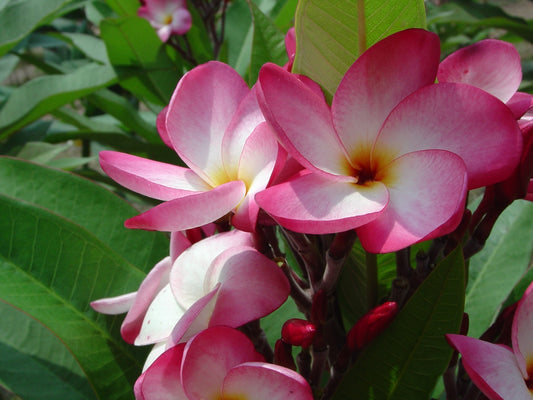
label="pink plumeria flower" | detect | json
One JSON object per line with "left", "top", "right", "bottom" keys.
{"left": 438, "top": 38, "right": 533, "bottom": 120}
{"left": 256, "top": 28, "right": 522, "bottom": 253}
{"left": 134, "top": 326, "right": 314, "bottom": 400}
{"left": 100, "top": 61, "right": 280, "bottom": 233}
{"left": 138, "top": 0, "right": 192, "bottom": 42}
{"left": 446, "top": 281, "right": 533, "bottom": 399}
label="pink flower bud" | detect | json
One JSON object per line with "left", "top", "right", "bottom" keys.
{"left": 347, "top": 302, "right": 398, "bottom": 351}
{"left": 282, "top": 319, "right": 317, "bottom": 348}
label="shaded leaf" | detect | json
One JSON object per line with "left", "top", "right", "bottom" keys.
{"left": 333, "top": 247, "right": 465, "bottom": 400}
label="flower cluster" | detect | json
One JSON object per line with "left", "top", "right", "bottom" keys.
{"left": 92, "top": 27, "right": 532, "bottom": 399}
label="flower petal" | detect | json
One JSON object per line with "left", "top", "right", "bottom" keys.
{"left": 438, "top": 39, "right": 522, "bottom": 103}
{"left": 258, "top": 62, "right": 354, "bottom": 177}
{"left": 90, "top": 292, "right": 136, "bottom": 315}
{"left": 135, "top": 283, "right": 185, "bottom": 346}
{"left": 446, "top": 334, "right": 532, "bottom": 400}
{"left": 170, "top": 230, "right": 254, "bottom": 309}
{"left": 156, "top": 106, "right": 173, "bottom": 148}
{"left": 512, "top": 281, "right": 533, "bottom": 378}
{"left": 181, "top": 326, "right": 263, "bottom": 400}
{"left": 166, "top": 61, "right": 250, "bottom": 187}
{"left": 222, "top": 362, "right": 313, "bottom": 400}
{"left": 374, "top": 82, "right": 522, "bottom": 189}
{"left": 232, "top": 122, "right": 279, "bottom": 232}
{"left": 332, "top": 28, "right": 440, "bottom": 162}
{"left": 125, "top": 180, "right": 247, "bottom": 231}
{"left": 255, "top": 172, "right": 388, "bottom": 234}
{"left": 357, "top": 150, "right": 468, "bottom": 253}
{"left": 99, "top": 151, "right": 210, "bottom": 201}
{"left": 136, "top": 343, "right": 187, "bottom": 400}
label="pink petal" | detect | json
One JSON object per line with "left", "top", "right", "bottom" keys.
{"left": 169, "top": 8, "right": 191, "bottom": 35}
{"left": 232, "top": 122, "right": 279, "bottom": 232}
{"left": 136, "top": 343, "right": 187, "bottom": 400}
{"left": 208, "top": 247, "right": 290, "bottom": 327}
{"left": 135, "top": 283, "right": 185, "bottom": 345}
{"left": 169, "top": 231, "right": 192, "bottom": 264}
{"left": 90, "top": 292, "right": 136, "bottom": 315}
{"left": 285, "top": 27, "right": 296, "bottom": 61}
{"left": 258, "top": 63, "right": 354, "bottom": 178}
{"left": 156, "top": 106, "right": 173, "bottom": 148}
{"left": 181, "top": 326, "right": 263, "bottom": 400}
{"left": 99, "top": 151, "right": 210, "bottom": 201}
{"left": 357, "top": 150, "right": 468, "bottom": 253}
{"left": 512, "top": 281, "right": 533, "bottom": 378}
{"left": 255, "top": 172, "right": 388, "bottom": 234}
{"left": 120, "top": 257, "right": 173, "bottom": 344}
{"left": 222, "top": 85, "right": 266, "bottom": 180}
{"left": 166, "top": 61, "right": 250, "bottom": 187}
{"left": 222, "top": 362, "right": 313, "bottom": 400}
{"left": 156, "top": 25, "right": 172, "bottom": 42}
{"left": 170, "top": 230, "right": 254, "bottom": 309}
{"left": 438, "top": 39, "right": 522, "bottom": 104}
{"left": 446, "top": 334, "right": 531, "bottom": 400}
{"left": 508, "top": 92, "right": 533, "bottom": 119}
{"left": 124, "top": 180, "right": 247, "bottom": 231}
{"left": 374, "top": 82, "right": 522, "bottom": 189}
{"left": 332, "top": 29, "right": 440, "bottom": 162}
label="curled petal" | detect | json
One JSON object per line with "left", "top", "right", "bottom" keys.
{"left": 125, "top": 180, "right": 247, "bottom": 231}
{"left": 446, "top": 334, "right": 531, "bottom": 400}
{"left": 333, "top": 28, "right": 440, "bottom": 162}
{"left": 222, "top": 362, "right": 313, "bottom": 400}
{"left": 156, "top": 106, "right": 173, "bottom": 148}
{"left": 166, "top": 61, "right": 250, "bottom": 186}
{"left": 256, "top": 172, "right": 388, "bottom": 234}
{"left": 357, "top": 150, "right": 468, "bottom": 253}
{"left": 374, "top": 83, "right": 522, "bottom": 189}
{"left": 99, "top": 151, "right": 210, "bottom": 201}
{"left": 438, "top": 39, "right": 522, "bottom": 104}
{"left": 90, "top": 292, "right": 136, "bottom": 315}
{"left": 258, "top": 63, "right": 354, "bottom": 177}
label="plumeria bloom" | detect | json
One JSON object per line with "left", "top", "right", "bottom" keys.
{"left": 134, "top": 326, "right": 313, "bottom": 400}
{"left": 446, "top": 281, "right": 533, "bottom": 399}
{"left": 96, "top": 230, "right": 288, "bottom": 369}
{"left": 256, "top": 28, "right": 522, "bottom": 253}
{"left": 138, "top": 0, "right": 192, "bottom": 42}
{"left": 100, "top": 61, "right": 280, "bottom": 233}
{"left": 438, "top": 38, "right": 533, "bottom": 121}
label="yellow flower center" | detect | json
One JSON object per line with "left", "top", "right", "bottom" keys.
{"left": 163, "top": 14, "right": 173, "bottom": 25}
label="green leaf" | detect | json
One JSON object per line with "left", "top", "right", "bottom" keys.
{"left": 248, "top": 0, "right": 288, "bottom": 85}
{"left": 333, "top": 247, "right": 465, "bottom": 400}
{"left": 0, "top": 53, "right": 19, "bottom": 83}
{"left": 0, "top": 194, "right": 148, "bottom": 400}
{"left": 100, "top": 16, "right": 182, "bottom": 105}
{"left": 0, "top": 301, "right": 96, "bottom": 400}
{"left": 0, "top": 63, "right": 117, "bottom": 140}
{"left": 0, "top": 157, "right": 168, "bottom": 272}
{"left": 0, "top": 0, "right": 72, "bottom": 57}
{"left": 104, "top": 0, "right": 138, "bottom": 16}
{"left": 58, "top": 32, "right": 110, "bottom": 64}
{"left": 465, "top": 200, "right": 533, "bottom": 338}
{"left": 293, "top": 0, "right": 426, "bottom": 101}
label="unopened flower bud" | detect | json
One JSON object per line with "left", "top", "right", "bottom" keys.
{"left": 281, "top": 319, "right": 317, "bottom": 348}
{"left": 347, "top": 301, "right": 398, "bottom": 351}
{"left": 311, "top": 289, "right": 327, "bottom": 325}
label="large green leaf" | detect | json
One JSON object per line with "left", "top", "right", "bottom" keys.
{"left": 465, "top": 200, "right": 533, "bottom": 338}
{"left": 0, "top": 157, "right": 168, "bottom": 273}
{"left": 0, "top": 63, "right": 117, "bottom": 140}
{"left": 0, "top": 301, "right": 96, "bottom": 400}
{"left": 0, "top": 0, "right": 72, "bottom": 57}
{"left": 333, "top": 247, "right": 465, "bottom": 400}
{"left": 0, "top": 194, "right": 148, "bottom": 400}
{"left": 104, "top": 0, "right": 138, "bottom": 16}
{"left": 293, "top": 0, "right": 426, "bottom": 100}
{"left": 100, "top": 16, "right": 182, "bottom": 105}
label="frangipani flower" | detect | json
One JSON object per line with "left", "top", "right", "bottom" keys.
{"left": 100, "top": 61, "right": 280, "bottom": 233}
{"left": 134, "top": 326, "right": 313, "bottom": 400}
{"left": 256, "top": 28, "right": 522, "bottom": 253}
{"left": 138, "top": 0, "right": 192, "bottom": 42}
{"left": 446, "top": 281, "right": 533, "bottom": 399}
